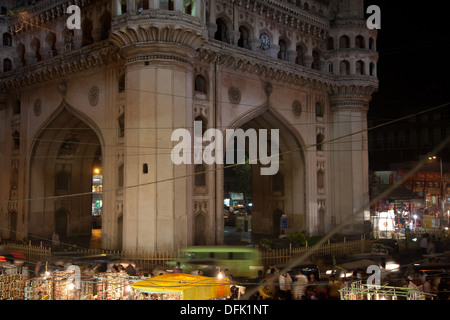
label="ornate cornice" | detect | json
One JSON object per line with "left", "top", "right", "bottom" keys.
{"left": 110, "top": 11, "right": 207, "bottom": 50}
{"left": 0, "top": 41, "right": 121, "bottom": 91}
{"left": 197, "top": 39, "right": 379, "bottom": 95}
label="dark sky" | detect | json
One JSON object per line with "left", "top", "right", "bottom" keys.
{"left": 362, "top": 1, "right": 450, "bottom": 169}
{"left": 364, "top": 0, "right": 450, "bottom": 118}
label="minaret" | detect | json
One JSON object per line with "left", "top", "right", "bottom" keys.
{"left": 326, "top": 0, "right": 378, "bottom": 235}
{"left": 109, "top": 0, "right": 207, "bottom": 251}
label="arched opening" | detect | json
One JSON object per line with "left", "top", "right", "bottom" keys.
{"left": 311, "top": 49, "right": 321, "bottom": 70}
{"left": 194, "top": 74, "right": 207, "bottom": 94}
{"left": 339, "top": 35, "right": 350, "bottom": 49}
{"left": 295, "top": 45, "right": 305, "bottom": 66}
{"left": 340, "top": 60, "right": 350, "bottom": 75}
{"left": 355, "top": 35, "right": 365, "bottom": 49}
{"left": 238, "top": 25, "right": 251, "bottom": 49}
{"left": 30, "top": 38, "right": 41, "bottom": 62}
{"left": 45, "top": 32, "right": 57, "bottom": 57}
{"left": 82, "top": 18, "right": 93, "bottom": 46}
{"left": 278, "top": 39, "right": 287, "bottom": 60}
{"left": 3, "top": 58, "right": 12, "bottom": 72}
{"left": 214, "top": 18, "right": 229, "bottom": 43}
{"left": 29, "top": 105, "right": 103, "bottom": 247}
{"left": 3, "top": 32, "right": 12, "bottom": 47}
{"left": 356, "top": 60, "right": 365, "bottom": 75}
{"left": 223, "top": 110, "right": 305, "bottom": 243}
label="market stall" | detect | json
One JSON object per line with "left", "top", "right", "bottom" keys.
{"left": 339, "top": 280, "right": 436, "bottom": 300}
{"left": 131, "top": 273, "right": 231, "bottom": 300}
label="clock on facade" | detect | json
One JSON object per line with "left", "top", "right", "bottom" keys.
{"left": 260, "top": 33, "right": 270, "bottom": 50}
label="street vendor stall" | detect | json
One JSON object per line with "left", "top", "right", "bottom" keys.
{"left": 131, "top": 273, "right": 231, "bottom": 300}
{"left": 339, "top": 280, "right": 436, "bottom": 300}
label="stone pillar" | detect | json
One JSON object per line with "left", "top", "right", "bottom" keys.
{"left": 329, "top": 94, "right": 372, "bottom": 235}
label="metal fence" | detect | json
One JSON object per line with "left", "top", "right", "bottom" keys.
{"left": 3, "top": 236, "right": 370, "bottom": 272}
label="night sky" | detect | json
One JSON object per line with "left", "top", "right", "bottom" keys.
{"left": 364, "top": 1, "right": 450, "bottom": 169}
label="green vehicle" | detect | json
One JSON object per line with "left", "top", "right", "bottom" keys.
{"left": 173, "top": 246, "right": 264, "bottom": 279}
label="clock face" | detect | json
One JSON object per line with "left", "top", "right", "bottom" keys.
{"left": 260, "top": 33, "right": 270, "bottom": 50}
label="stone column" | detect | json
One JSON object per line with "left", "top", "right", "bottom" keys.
{"left": 329, "top": 94, "right": 372, "bottom": 235}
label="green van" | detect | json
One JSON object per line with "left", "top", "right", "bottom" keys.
{"left": 174, "top": 246, "right": 264, "bottom": 279}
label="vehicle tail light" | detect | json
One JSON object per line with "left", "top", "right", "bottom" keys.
{"left": 0, "top": 256, "right": 6, "bottom": 263}
{"left": 11, "top": 252, "right": 26, "bottom": 260}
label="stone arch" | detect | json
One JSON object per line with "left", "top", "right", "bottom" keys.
{"left": 339, "top": 35, "right": 350, "bottom": 49}
{"left": 238, "top": 24, "right": 253, "bottom": 49}
{"left": 28, "top": 101, "right": 104, "bottom": 240}
{"left": 224, "top": 105, "right": 307, "bottom": 237}
{"left": 214, "top": 15, "right": 232, "bottom": 43}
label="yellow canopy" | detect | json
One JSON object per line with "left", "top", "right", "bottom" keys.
{"left": 131, "top": 273, "right": 231, "bottom": 300}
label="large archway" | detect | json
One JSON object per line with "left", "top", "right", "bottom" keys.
{"left": 28, "top": 103, "right": 102, "bottom": 246}
{"left": 223, "top": 109, "right": 306, "bottom": 243}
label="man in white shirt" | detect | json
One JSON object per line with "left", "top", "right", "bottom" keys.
{"left": 291, "top": 271, "right": 309, "bottom": 300}
{"left": 279, "top": 272, "right": 292, "bottom": 300}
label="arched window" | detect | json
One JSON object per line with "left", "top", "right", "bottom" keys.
{"left": 295, "top": 45, "right": 305, "bottom": 66}
{"left": 82, "top": 19, "right": 93, "bottom": 46}
{"left": 356, "top": 60, "right": 365, "bottom": 75}
{"left": 316, "top": 133, "right": 324, "bottom": 151}
{"left": 340, "top": 60, "right": 350, "bottom": 75}
{"left": 3, "top": 58, "right": 12, "bottom": 72}
{"left": 278, "top": 39, "right": 287, "bottom": 60}
{"left": 2, "top": 32, "right": 12, "bottom": 47}
{"left": 339, "top": 35, "right": 350, "bottom": 49}
{"left": 64, "top": 29, "right": 75, "bottom": 52}
{"left": 272, "top": 172, "right": 284, "bottom": 196}
{"left": 183, "top": 0, "right": 193, "bottom": 15}
{"left": 30, "top": 38, "right": 41, "bottom": 62}
{"left": 317, "top": 170, "right": 325, "bottom": 189}
{"left": 238, "top": 26, "right": 250, "bottom": 49}
{"left": 194, "top": 74, "right": 207, "bottom": 94}
{"left": 195, "top": 164, "right": 206, "bottom": 187}
{"left": 315, "top": 102, "right": 324, "bottom": 118}
{"left": 214, "top": 18, "right": 228, "bottom": 43}
{"left": 327, "top": 62, "right": 333, "bottom": 74}
{"left": 46, "top": 32, "right": 57, "bottom": 57}
{"left": 355, "top": 35, "right": 365, "bottom": 48}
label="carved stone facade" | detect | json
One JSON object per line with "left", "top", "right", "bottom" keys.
{"left": 0, "top": 0, "right": 377, "bottom": 251}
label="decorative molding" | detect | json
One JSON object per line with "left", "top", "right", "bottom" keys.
{"left": 88, "top": 85, "right": 99, "bottom": 106}
{"left": 33, "top": 99, "right": 42, "bottom": 117}
{"left": 228, "top": 86, "right": 241, "bottom": 105}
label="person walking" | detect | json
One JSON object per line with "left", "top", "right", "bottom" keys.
{"left": 420, "top": 234, "right": 429, "bottom": 254}
{"left": 278, "top": 272, "right": 292, "bottom": 300}
{"left": 291, "top": 270, "right": 308, "bottom": 300}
